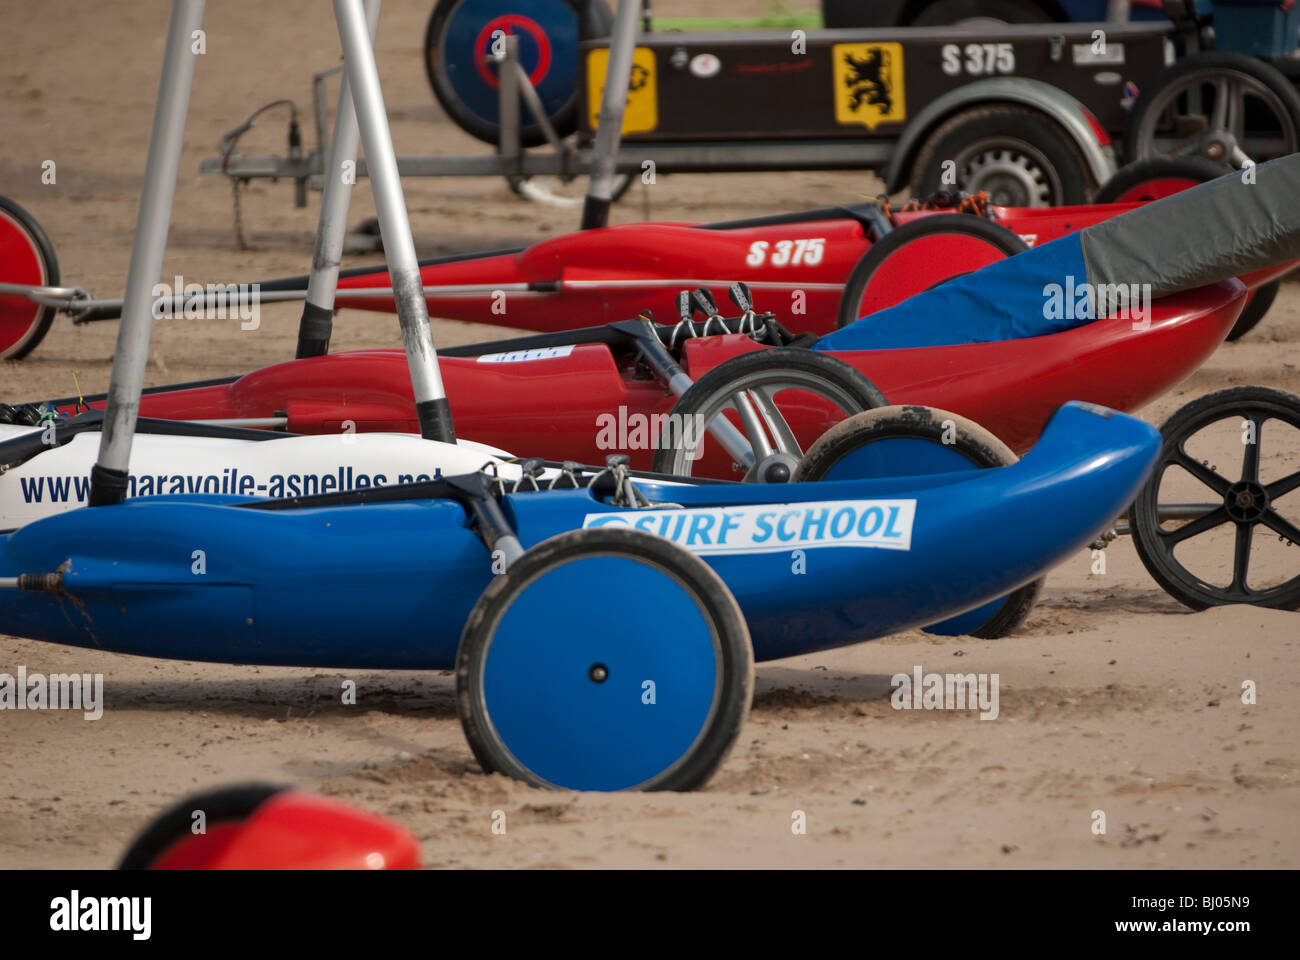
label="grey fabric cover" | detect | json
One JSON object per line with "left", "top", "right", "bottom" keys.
{"left": 1082, "top": 153, "right": 1300, "bottom": 301}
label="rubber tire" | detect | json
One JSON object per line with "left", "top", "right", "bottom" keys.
{"left": 1226, "top": 279, "right": 1280, "bottom": 342}
{"left": 118, "top": 783, "right": 283, "bottom": 869}
{"left": 794, "top": 404, "right": 1044, "bottom": 639}
{"left": 0, "top": 195, "right": 60, "bottom": 360}
{"left": 912, "top": 0, "right": 1051, "bottom": 27}
{"left": 1129, "top": 386, "right": 1300, "bottom": 611}
{"left": 909, "top": 104, "right": 1094, "bottom": 206}
{"left": 1127, "top": 53, "right": 1300, "bottom": 165}
{"left": 423, "top": 0, "right": 588, "bottom": 148}
{"left": 649, "top": 347, "right": 889, "bottom": 476}
{"left": 1092, "top": 156, "right": 1230, "bottom": 203}
{"left": 456, "top": 527, "right": 754, "bottom": 791}
{"left": 835, "top": 213, "right": 1028, "bottom": 329}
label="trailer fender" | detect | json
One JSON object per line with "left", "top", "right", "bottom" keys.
{"left": 884, "top": 77, "right": 1117, "bottom": 194}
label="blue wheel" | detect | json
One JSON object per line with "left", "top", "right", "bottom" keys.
{"left": 794, "top": 405, "right": 1043, "bottom": 638}
{"left": 423, "top": 0, "right": 594, "bottom": 147}
{"left": 455, "top": 527, "right": 753, "bottom": 791}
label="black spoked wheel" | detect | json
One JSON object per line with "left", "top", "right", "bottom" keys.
{"left": 1130, "top": 386, "right": 1300, "bottom": 610}
{"left": 649, "top": 347, "right": 888, "bottom": 480}
{"left": 1128, "top": 52, "right": 1300, "bottom": 167}
{"left": 456, "top": 528, "right": 753, "bottom": 792}
{"left": 794, "top": 404, "right": 1044, "bottom": 638}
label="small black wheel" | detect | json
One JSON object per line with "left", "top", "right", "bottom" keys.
{"left": 836, "top": 213, "right": 1027, "bottom": 328}
{"left": 1092, "top": 156, "right": 1230, "bottom": 203}
{"left": 912, "top": 0, "right": 1051, "bottom": 27}
{"left": 1130, "top": 386, "right": 1300, "bottom": 610}
{"left": 1226, "top": 279, "right": 1280, "bottom": 342}
{"left": 794, "top": 404, "right": 1044, "bottom": 638}
{"left": 650, "top": 347, "right": 888, "bottom": 479}
{"left": 909, "top": 104, "right": 1094, "bottom": 207}
{"left": 1128, "top": 52, "right": 1300, "bottom": 167}
{"left": 0, "top": 195, "right": 60, "bottom": 360}
{"left": 118, "top": 783, "right": 283, "bottom": 869}
{"left": 456, "top": 527, "right": 753, "bottom": 791}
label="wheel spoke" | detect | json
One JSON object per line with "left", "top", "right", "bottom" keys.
{"left": 1266, "top": 470, "right": 1300, "bottom": 501}
{"left": 1230, "top": 522, "right": 1253, "bottom": 593}
{"left": 747, "top": 386, "right": 803, "bottom": 458}
{"left": 1161, "top": 505, "right": 1229, "bottom": 546}
{"left": 728, "top": 391, "right": 773, "bottom": 462}
{"left": 1260, "top": 509, "right": 1300, "bottom": 545}
{"left": 1241, "top": 415, "right": 1262, "bottom": 482}
{"left": 1227, "top": 82, "right": 1245, "bottom": 140}
{"left": 1171, "top": 448, "right": 1232, "bottom": 495}
{"left": 1210, "top": 79, "right": 1230, "bottom": 132}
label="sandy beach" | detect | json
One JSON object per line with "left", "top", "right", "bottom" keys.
{"left": 0, "top": 0, "right": 1295, "bottom": 869}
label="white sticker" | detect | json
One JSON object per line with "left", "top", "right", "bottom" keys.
{"left": 1072, "top": 42, "right": 1124, "bottom": 65}
{"left": 690, "top": 53, "right": 721, "bottom": 78}
{"left": 584, "top": 499, "right": 915, "bottom": 554}
{"left": 1018, "top": 233, "right": 1037, "bottom": 247}
{"left": 476, "top": 345, "right": 575, "bottom": 363}
{"left": 1093, "top": 70, "right": 1122, "bottom": 86}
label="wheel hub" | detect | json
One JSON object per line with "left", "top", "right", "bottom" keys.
{"left": 963, "top": 149, "right": 1049, "bottom": 207}
{"left": 750, "top": 452, "right": 799, "bottom": 483}
{"left": 1197, "top": 129, "right": 1238, "bottom": 162}
{"left": 1224, "top": 480, "right": 1269, "bottom": 523}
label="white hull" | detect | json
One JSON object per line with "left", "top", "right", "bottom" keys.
{"left": 0, "top": 425, "right": 526, "bottom": 529}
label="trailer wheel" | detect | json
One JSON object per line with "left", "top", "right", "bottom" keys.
{"left": 456, "top": 527, "right": 753, "bottom": 791}
{"left": 836, "top": 213, "right": 1027, "bottom": 328}
{"left": 423, "top": 0, "right": 591, "bottom": 148}
{"left": 794, "top": 404, "right": 1043, "bottom": 638}
{"left": 650, "top": 348, "right": 888, "bottom": 479}
{"left": 1129, "top": 387, "right": 1300, "bottom": 611}
{"left": 909, "top": 104, "right": 1093, "bottom": 207}
{"left": 119, "top": 783, "right": 283, "bottom": 869}
{"left": 0, "top": 195, "right": 60, "bottom": 360}
{"left": 1128, "top": 53, "right": 1300, "bottom": 167}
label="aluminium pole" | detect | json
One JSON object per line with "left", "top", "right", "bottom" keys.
{"left": 333, "top": 0, "right": 454, "bottom": 442}
{"left": 295, "top": 0, "right": 380, "bottom": 359}
{"left": 580, "top": 0, "right": 640, "bottom": 230}
{"left": 89, "top": 0, "right": 206, "bottom": 506}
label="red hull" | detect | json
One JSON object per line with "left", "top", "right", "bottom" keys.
{"left": 336, "top": 204, "right": 1154, "bottom": 336}
{"left": 105, "top": 279, "right": 1245, "bottom": 475}
{"left": 334, "top": 203, "right": 1287, "bottom": 338}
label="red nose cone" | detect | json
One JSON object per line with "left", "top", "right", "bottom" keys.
{"left": 152, "top": 791, "right": 420, "bottom": 870}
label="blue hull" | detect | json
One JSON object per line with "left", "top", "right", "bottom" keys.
{"left": 0, "top": 403, "right": 1158, "bottom": 667}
